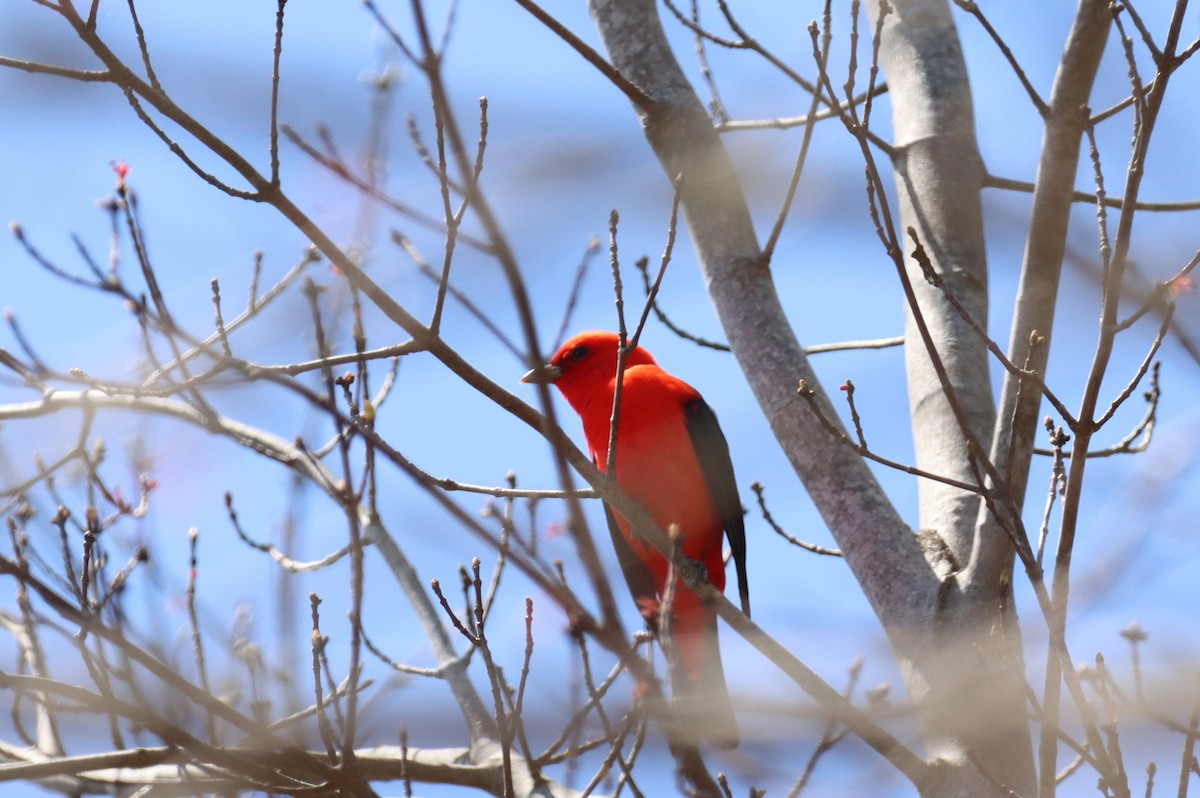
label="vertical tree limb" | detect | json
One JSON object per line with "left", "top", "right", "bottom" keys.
{"left": 969, "top": 0, "right": 1111, "bottom": 589}
{"left": 863, "top": 2, "right": 1043, "bottom": 794}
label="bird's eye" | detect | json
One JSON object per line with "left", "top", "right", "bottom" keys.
{"left": 570, "top": 345, "right": 590, "bottom": 360}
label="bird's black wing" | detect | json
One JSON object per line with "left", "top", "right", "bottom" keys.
{"left": 683, "top": 397, "right": 749, "bottom": 617}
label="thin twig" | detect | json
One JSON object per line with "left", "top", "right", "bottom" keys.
{"left": 786, "top": 658, "right": 863, "bottom": 798}
{"left": 511, "top": 0, "right": 654, "bottom": 112}
{"left": 796, "top": 380, "right": 983, "bottom": 495}
{"left": 751, "top": 483, "right": 841, "bottom": 557}
{"left": 690, "top": 0, "right": 730, "bottom": 123}
{"left": 629, "top": 179, "right": 683, "bottom": 351}
{"left": 761, "top": 1, "right": 827, "bottom": 265}
{"left": 269, "top": 0, "right": 286, "bottom": 186}
{"left": 909, "top": 231, "right": 1077, "bottom": 429}
{"left": 1177, "top": 671, "right": 1200, "bottom": 798}
{"left": 553, "top": 238, "right": 603, "bottom": 352}
{"left": 951, "top": 0, "right": 1047, "bottom": 114}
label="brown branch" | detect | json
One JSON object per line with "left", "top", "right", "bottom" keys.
{"left": 911, "top": 229, "right": 1077, "bottom": 429}
{"left": 716, "top": 85, "right": 889, "bottom": 133}
{"left": 796, "top": 379, "right": 983, "bottom": 495}
{"left": 785, "top": 658, "right": 860, "bottom": 797}
{"left": 0, "top": 56, "right": 111, "bottom": 82}
{"left": 750, "top": 482, "right": 841, "bottom": 557}
{"left": 629, "top": 179, "right": 683, "bottom": 351}
{"left": 951, "top": 0, "right": 1048, "bottom": 114}
{"left": 984, "top": 172, "right": 1200, "bottom": 211}
{"left": 510, "top": 0, "right": 655, "bottom": 113}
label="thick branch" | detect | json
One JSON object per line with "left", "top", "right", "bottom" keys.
{"left": 0, "top": 742, "right": 593, "bottom": 798}
{"left": 871, "top": 0, "right": 994, "bottom": 562}
{"left": 969, "top": 0, "right": 1112, "bottom": 589}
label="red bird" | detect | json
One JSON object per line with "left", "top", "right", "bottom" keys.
{"left": 524, "top": 330, "right": 748, "bottom": 748}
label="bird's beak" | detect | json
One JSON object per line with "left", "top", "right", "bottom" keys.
{"left": 521, "top": 363, "right": 562, "bottom": 384}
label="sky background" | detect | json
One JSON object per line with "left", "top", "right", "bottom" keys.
{"left": 1, "top": 2, "right": 1199, "bottom": 796}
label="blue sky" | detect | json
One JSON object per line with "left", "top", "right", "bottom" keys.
{"left": 2, "top": 2, "right": 1199, "bottom": 796}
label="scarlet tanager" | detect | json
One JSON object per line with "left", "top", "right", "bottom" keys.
{"left": 523, "top": 331, "right": 748, "bottom": 749}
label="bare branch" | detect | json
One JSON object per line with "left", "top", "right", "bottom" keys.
{"left": 750, "top": 482, "right": 841, "bottom": 557}
{"left": 0, "top": 56, "right": 111, "bottom": 83}
{"left": 951, "top": 0, "right": 1048, "bottom": 114}
{"left": 511, "top": 0, "right": 655, "bottom": 113}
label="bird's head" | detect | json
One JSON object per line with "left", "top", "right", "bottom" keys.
{"left": 522, "top": 330, "right": 656, "bottom": 412}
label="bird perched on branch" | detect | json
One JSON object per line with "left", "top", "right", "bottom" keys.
{"left": 523, "top": 330, "right": 749, "bottom": 748}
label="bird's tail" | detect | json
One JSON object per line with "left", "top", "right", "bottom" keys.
{"left": 667, "top": 607, "right": 739, "bottom": 750}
